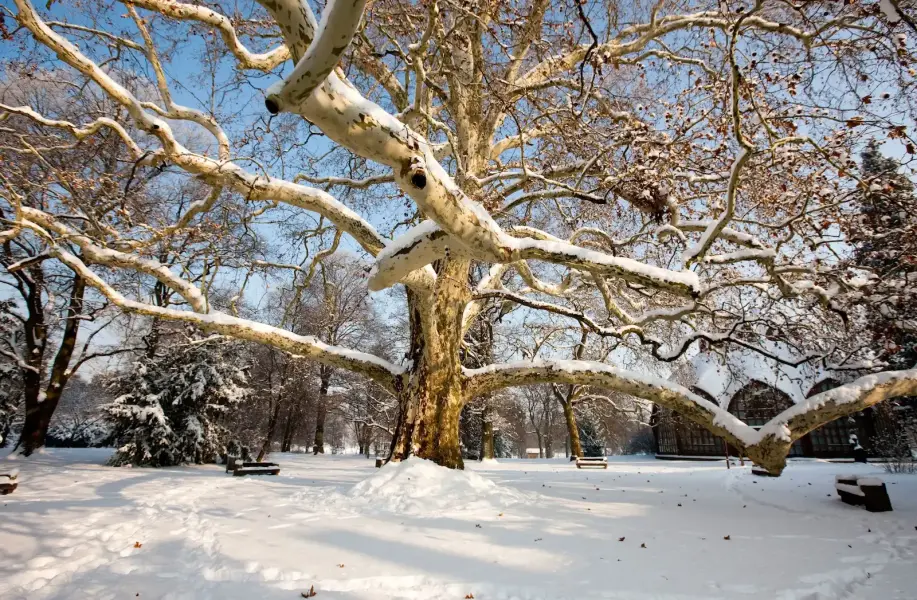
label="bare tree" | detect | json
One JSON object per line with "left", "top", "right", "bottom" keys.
{"left": 4, "top": 0, "right": 917, "bottom": 472}
{"left": 280, "top": 256, "right": 377, "bottom": 453}
{"left": 0, "top": 75, "right": 149, "bottom": 453}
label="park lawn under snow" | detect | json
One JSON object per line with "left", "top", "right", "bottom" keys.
{"left": 2, "top": 450, "right": 916, "bottom": 600}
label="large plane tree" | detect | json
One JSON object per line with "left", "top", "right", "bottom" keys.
{"left": 3, "top": 0, "right": 917, "bottom": 473}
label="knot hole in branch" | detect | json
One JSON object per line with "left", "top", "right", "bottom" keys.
{"left": 401, "top": 156, "right": 427, "bottom": 190}
{"left": 410, "top": 171, "right": 427, "bottom": 189}
{"left": 265, "top": 97, "right": 281, "bottom": 115}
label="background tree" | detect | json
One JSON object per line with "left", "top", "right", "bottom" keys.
{"left": 46, "top": 375, "right": 114, "bottom": 448}
{"left": 0, "top": 74, "right": 138, "bottom": 454}
{"left": 576, "top": 404, "right": 606, "bottom": 458}
{"left": 849, "top": 142, "right": 917, "bottom": 369}
{"left": 0, "top": 301, "right": 23, "bottom": 447}
{"left": 105, "top": 333, "right": 251, "bottom": 467}
{"left": 845, "top": 142, "right": 917, "bottom": 467}
{"left": 284, "top": 256, "right": 377, "bottom": 453}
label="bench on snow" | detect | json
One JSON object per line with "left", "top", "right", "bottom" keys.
{"left": 226, "top": 456, "right": 280, "bottom": 476}
{"left": 0, "top": 472, "right": 18, "bottom": 495}
{"left": 834, "top": 475, "right": 892, "bottom": 512}
{"left": 575, "top": 456, "right": 608, "bottom": 469}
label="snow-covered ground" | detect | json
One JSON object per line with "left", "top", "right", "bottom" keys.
{"left": 2, "top": 450, "right": 916, "bottom": 599}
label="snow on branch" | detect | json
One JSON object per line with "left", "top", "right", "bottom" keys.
{"left": 3, "top": 9, "right": 435, "bottom": 292}
{"left": 20, "top": 208, "right": 210, "bottom": 313}
{"left": 760, "top": 369, "right": 917, "bottom": 443}
{"left": 514, "top": 9, "right": 860, "bottom": 90}
{"left": 463, "top": 359, "right": 758, "bottom": 449}
{"left": 464, "top": 359, "right": 917, "bottom": 473}
{"left": 370, "top": 221, "right": 700, "bottom": 297}
{"left": 46, "top": 249, "right": 406, "bottom": 390}
{"left": 264, "top": 0, "right": 368, "bottom": 114}
{"left": 128, "top": 0, "right": 290, "bottom": 71}
{"left": 368, "top": 221, "right": 456, "bottom": 291}
{"left": 0, "top": 104, "right": 143, "bottom": 158}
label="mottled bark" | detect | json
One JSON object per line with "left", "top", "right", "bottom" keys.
{"left": 553, "top": 382, "right": 583, "bottom": 458}
{"left": 390, "top": 259, "right": 470, "bottom": 468}
{"left": 562, "top": 398, "right": 583, "bottom": 458}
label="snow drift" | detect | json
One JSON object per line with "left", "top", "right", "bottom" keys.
{"left": 347, "top": 457, "right": 529, "bottom": 516}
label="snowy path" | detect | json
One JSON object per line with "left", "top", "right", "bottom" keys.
{"left": 2, "top": 450, "right": 916, "bottom": 599}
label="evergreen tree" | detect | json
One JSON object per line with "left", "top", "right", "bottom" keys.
{"left": 105, "top": 334, "right": 251, "bottom": 466}
{"left": 848, "top": 142, "right": 917, "bottom": 464}
{"left": 851, "top": 141, "right": 917, "bottom": 368}
{"left": 459, "top": 398, "right": 483, "bottom": 459}
{"left": 0, "top": 303, "right": 23, "bottom": 447}
{"left": 493, "top": 429, "right": 511, "bottom": 458}
{"left": 0, "top": 371, "right": 20, "bottom": 448}
{"left": 576, "top": 405, "right": 605, "bottom": 457}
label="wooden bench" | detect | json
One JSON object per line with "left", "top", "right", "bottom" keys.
{"left": 751, "top": 466, "right": 778, "bottom": 477}
{"left": 227, "top": 457, "right": 280, "bottom": 476}
{"left": 835, "top": 475, "right": 892, "bottom": 512}
{"left": 575, "top": 456, "right": 608, "bottom": 469}
{"left": 0, "top": 473, "right": 18, "bottom": 495}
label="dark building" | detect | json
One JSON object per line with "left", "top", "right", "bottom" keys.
{"left": 652, "top": 348, "right": 917, "bottom": 461}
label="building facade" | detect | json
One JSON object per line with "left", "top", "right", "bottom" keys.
{"left": 652, "top": 347, "right": 916, "bottom": 460}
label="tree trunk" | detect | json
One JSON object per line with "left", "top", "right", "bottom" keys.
{"left": 389, "top": 259, "right": 470, "bottom": 469}
{"left": 281, "top": 403, "right": 302, "bottom": 452}
{"left": 313, "top": 401, "right": 326, "bottom": 454}
{"left": 561, "top": 397, "right": 584, "bottom": 458}
{"left": 17, "top": 273, "right": 85, "bottom": 456}
{"left": 257, "top": 397, "right": 283, "bottom": 462}
{"left": 481, "top": 404, "right": 494, "bottom": 460}
{"left": 361, "top": 424, "right": 372, "bottom": 457}
{"left": 313, "top": 367, "right": 331, "bottom": 454}
{"left": 18, "top": 400, "right": 57, "bottom": 456}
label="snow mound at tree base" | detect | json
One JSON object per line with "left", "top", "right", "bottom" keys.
{"left": 348, "top": 457, "right": 529, "bottom": 516}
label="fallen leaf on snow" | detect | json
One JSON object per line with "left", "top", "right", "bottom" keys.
{"left": 133, "top": 542, "right": 142, "bottom": 549}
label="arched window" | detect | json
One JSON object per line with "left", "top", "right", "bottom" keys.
{"left": 652, "top": 396, "right": 723, "bottom": 457}
{"left": 651, "top": 405, "right": 679, "bottom": 455}
{"left": 728, "top": 381, "right": 809, "bottom": 457}
{"left": 806, "top": 379, "right": 854, "bottom": 457}
{"left": 677, "top": 388, "right": 724, "bottom": 456}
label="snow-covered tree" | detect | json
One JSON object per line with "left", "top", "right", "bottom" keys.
{"left": 845, "top": 143, "right": 917, "bottom": 467}
{"left": 576, "top": 405, "right": 606, "bottom": 458}
{"left": 0, "top": 364, "right": 20, "bottom": 448}
{"left": 4, "top": 0, "right": 917, "bottom": 474}
{"left": 0, "top": 74, "right": 151, "bottom": 454}
{"left": 105, "top": 335, "right": 251, "bottom": 467}
{"left": 0, "top": 302, "right": 23, "bottom": 447}
{"left": 849, "top": 142, "right": 917, "bottom": 369}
